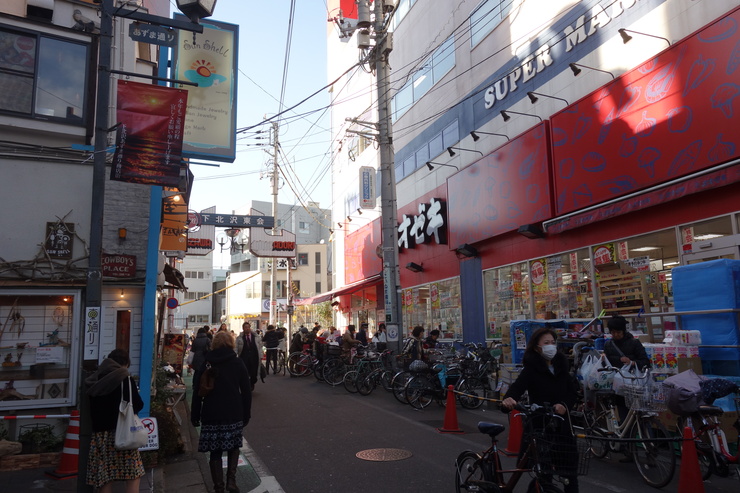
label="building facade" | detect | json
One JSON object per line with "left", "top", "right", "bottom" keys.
{"left": 323, "top": 0, "right": 740, "bottom": 365}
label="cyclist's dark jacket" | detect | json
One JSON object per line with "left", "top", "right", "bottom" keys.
{"left": 504, "top": 351, "right": 578, "bottom": 410}
{"left": 262, "top": 328, "right": 282, "bottom": 349}
{"left": 603, "top": 331, "right": 650, "bottom": 370}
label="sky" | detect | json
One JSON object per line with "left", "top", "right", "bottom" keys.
{"left": 177, "top": 1, "right": 335, "bottom": 268}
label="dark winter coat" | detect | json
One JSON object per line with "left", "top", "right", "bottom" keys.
{"left": 238, "top": 331, "right": 260, "bottom": 386}
{"left": 603, "top": 331, "right": 650, "bottom": 370}
{"left": 191, "top": 347, "right": 251, "bottom": 426}
{"left": 262, "top": 328, "right": 282, "bottom": 349}
{"left": 86, "top": 358, "right": 143, "bottom": 433}
{"left": 504, "top": 350, "right": 578, "bottom": 410}
{"left": 190, "top": 332, "right": 211, "bottom": 372}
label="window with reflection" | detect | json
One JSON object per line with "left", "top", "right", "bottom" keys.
{"left": 0, "top": 293, "right": 78, "bottom": 410}
{"left": 531, "top": 249, "right": 593, "bottom": 320}
{"left": 483, "top": 262, "right": 530, "bottom": 338}
{"left": 402, "top": 278, "right": 461, "bottom": 339}
{"left": 0, "top": 27, "right": 89, "bottom": 124}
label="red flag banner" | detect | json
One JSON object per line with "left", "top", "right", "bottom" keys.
{"left": 111, "top": 80, "right": 187, "bottom": 186}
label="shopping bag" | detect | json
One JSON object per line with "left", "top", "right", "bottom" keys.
{"left": 186, "top": 351, "right": 194, "bottom": 366}
{"left": 114, "top": 379, "right": 147, "bottom": 450}
{"left": 613, "top": 364, "right": 648, "bottom": 396}
{"left": 585, "top": 355, "right": 614, "bottom": 390}
{"left": 577, "top": 353, "right": 597, "bottom": 389}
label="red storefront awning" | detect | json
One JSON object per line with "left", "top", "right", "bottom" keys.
{"left": 294, "top": 274, "right": 381, "bottom": 305}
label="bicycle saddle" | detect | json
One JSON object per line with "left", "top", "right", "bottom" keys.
{"left": 477, "top": 421, "right": 506, "bottom": 438}
{"left": 696, "top": 405, "right": 724, "bottom": 416}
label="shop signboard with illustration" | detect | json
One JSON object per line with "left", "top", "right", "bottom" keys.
{"left": 163, "top": 333, "right": 186, "bottom": 376}
{"left": 593, "top": 243, "right": 616, "bottom": 265}
{"left": 45, "top": 222, "right": 74, "bottom": 259}
{"left": 530, "top": 259, "right": 548, "bottom": 294}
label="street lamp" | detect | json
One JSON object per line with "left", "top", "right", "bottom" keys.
{"left": 176, "top": 0, "right": 218, "bottom": 24}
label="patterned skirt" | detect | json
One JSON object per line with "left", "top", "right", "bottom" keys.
{"left": 86, "top": 430, "right": 145, "bottom": 487}
{"left": 198, "top": 420, "right": 244, "bottom": 452}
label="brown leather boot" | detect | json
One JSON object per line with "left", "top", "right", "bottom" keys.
{"left": 209, "top": 457, "right": 225, "bottom": 493}
{"left": 225, "top": 448, "right": 240, "bottom": 492}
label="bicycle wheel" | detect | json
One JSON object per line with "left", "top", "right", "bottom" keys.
{"left": 287, "top": 352, "right": 306, "bottom": 376}
{"left": 343, "top": 370, "right": 359, "bottom": 393}
{"left": 587, "top": 427, "right": 609, "bottom": 459}
{"left": 380, "top": 369, "right": 394, "bottom": 392}
{"left": 630, "top": 416, "right": 676, "bottom": 488}
{"left": 457, "top": 377, "right": 485, "bottom": 409}
{"left": 278, "top": 351, "right": 286, "bottom": 375}
{"left": 313, "top": 360, "right": 325, "bottom": 381}
{"left": 357, "top": 370, "right": 378, "bottom": 396}
{"left": 392, "top": 371, "right": 412, "bottom": 404}
{"left": 454, "top": 451, "right": 487, "bottom": 493}
{"left": 695, "top": 441, "right": 713, "bottom": 481}
{"left": 323, "top": 359, "right": 346, "bottom": 386}
{"left": 406, "top": 375, "right": 434, "bottom": 409}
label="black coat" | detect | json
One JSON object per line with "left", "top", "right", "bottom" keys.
{"left": 603, "top": 331, "right": 650, "bottom": 369}
{"left": 191, "top": 347, "right": 251, "bottom": 426}
{"left": 504, "top": 350, "right": 578, "bottom": 410}
{"left": 262, "top": 329, "right": 282, "bottom": 349}
{"left": 89, "top": 375, "right": 143, "bottom": 432}
{"left": 238, "top": 332, "right": 260, "bottom": 384}
{"left": 190, "top": 333, "right": 210, "bottom": 372}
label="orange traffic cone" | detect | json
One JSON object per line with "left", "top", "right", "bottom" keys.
{"left": 503, "top": 411, "right": 524, "bottom": 456}
{"left": 437, "top": 385, "right": 464, "bottom": 434}
{"left": 45, "top": 410, "right": 79, "bottom": 480}
{"left": 678, "top": 426, "right": 705, "bottom": 493}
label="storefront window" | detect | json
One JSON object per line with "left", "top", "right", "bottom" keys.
{"left": 402, "top": 278, "right": 461, "bottom": 340}
{"left": 483, "top": 262, "right": 530, "bottom": 338}
{"left": 531, "top": 249, "right": 593, "bottom": 320}
{"left": 0, "top": 292, "right": 79, "bottom": 410}
{"left": 593, "top": 229, "right": 676, "bottom": 339}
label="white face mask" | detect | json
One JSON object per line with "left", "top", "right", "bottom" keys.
{"left": 540, "top": 344, "right": 557, "bottom": 360}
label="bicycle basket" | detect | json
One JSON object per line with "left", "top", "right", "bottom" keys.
{"left": 409, "top": 359, "right": 429, "bottom": 372}
{"left": 624, "top": 378, "right": 666, "bottom": 412}
{"left": 534, "top": 434, "right": 590, "bottom": 477}
{"left": 326, "top": 344, "right": 341, "bottom": 356}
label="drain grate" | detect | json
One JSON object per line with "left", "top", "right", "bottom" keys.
{"left": 356, "top": 448, "right": 413, "bottom": 462}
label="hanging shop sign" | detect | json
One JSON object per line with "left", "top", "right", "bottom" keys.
{"left": 248, "top": 227, "right": 296, "bottom": 258}
{"left": 128, "top": 22, "right": 176, "bottom": 47}
{"left": 102, "top": 253, "right": 137, "bottom": 278}
{"left": 45, "top": 222, "right": 74, "bottom": 259}
{"left": 397, "top": 198, "right": 446, "bottom": 250}
{"left": 172, "top": 17, "right": 238, "bottom": 163}
{"left": 359, "top": 166, "right": 376, "bottom": 209}
{"left": 111, "top": 80, "right": 187, "bottom": 187}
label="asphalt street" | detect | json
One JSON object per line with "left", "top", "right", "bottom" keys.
{"left": 244, "top": 371, "right": 739, "bottom": 493}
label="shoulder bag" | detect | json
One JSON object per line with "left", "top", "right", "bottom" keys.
{"left": 198, "top": 362, "right": 217, "bottom": 397}
{"left": 114, "top": 378, "right": 148, "bottom": 450}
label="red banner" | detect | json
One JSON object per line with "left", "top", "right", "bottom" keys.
{"left": 551, "top": 7, "right": 740, "bottom": 215}
{"left": 111, "top": 80, "right": 187, "bottom": 186}
{"left": 447, "top": 122, "right": 553, "bottom": 246}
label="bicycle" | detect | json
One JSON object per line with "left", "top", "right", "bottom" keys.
{"left": 677, "top": 395, "right": 740, "bottom": 480}
{"left": 357, "top": 350, "right": 395, "bottom": 396}
{"left": 455, "top": 403, "right": 588, "bottom": 493}
{"left": 264, "top": 347, "right": 286, "bottom": 375}
{"left": 577, "top": 365, "right": 676, "bottom": 488}
{"left": 287, "top": 349, "right": 318, "bottom": 377}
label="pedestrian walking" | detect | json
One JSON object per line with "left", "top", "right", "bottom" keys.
{"left": 192, "top": 331, "right": 251, "bottom": 493}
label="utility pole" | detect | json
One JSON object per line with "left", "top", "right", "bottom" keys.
{"left": 372, "top": 0, "right": 403, "bottom": 353}
{"left": 269, "top": 121, "right": 279, "bottom": 326}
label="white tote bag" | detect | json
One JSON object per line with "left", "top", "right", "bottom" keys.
{"left": 114, "top": 378, "right": 148, "bottom": 450}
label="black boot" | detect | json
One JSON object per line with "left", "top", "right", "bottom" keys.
{"left": 209, "top": 457, "right": 225, "bottom": 493}
{"left": 226, "top": 448, "right": 240, "bottom": 492}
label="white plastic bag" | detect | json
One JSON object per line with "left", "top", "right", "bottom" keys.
{"left": 586, "top": 355, "right": 614, "bottom": 391}
{"left": 577, "top": 353, "right": 598, "bottom": 390}
{"left": 114, "top": 379, "right": 147, "bottom": 450}
{"left": 613, "top": 364, "right": 649, "bottom": 396}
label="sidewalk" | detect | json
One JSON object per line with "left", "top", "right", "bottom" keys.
{"left": 3, "top": 398, "right": 283, "bottom": 493}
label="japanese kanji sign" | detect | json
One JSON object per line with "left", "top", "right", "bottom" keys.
{"left": 128, "top": 22, "right": 176, "bottom": 47}
{"left": 397, "top": 198, "right": 447, "bottom": 250}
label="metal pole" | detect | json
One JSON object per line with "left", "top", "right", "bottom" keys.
{"left": 78, "top": 2, "right": 114, "bottom": 490}
{"left": 270, "top": 121, "right": 279, "bottom": 326}
{"left": 373, "top": 0, "right": 403, "bottom": 354}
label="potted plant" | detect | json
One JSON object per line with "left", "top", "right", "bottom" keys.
{"left": 18, "top": 424, "right": 62, "bottom": 454}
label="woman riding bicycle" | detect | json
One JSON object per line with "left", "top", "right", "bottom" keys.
{"left": 502, "top": 327, "right": 580, "bottom": 493}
